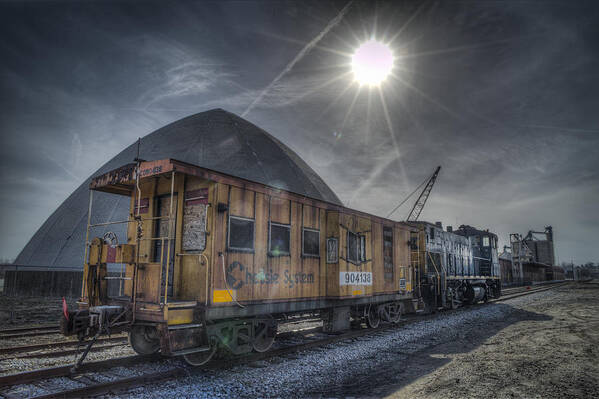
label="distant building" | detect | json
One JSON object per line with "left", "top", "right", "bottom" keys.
{"left": 509, "top": 226, "right": 557, "bottom": 284}
{"left": 498, "top": 247, "right": 516, "bottom": 285}
{"left": 522, "top": 226, "right": 555, "bottom": 267}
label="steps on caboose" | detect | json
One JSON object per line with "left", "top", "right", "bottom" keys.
{"left": 167, "top": 323, "right": 203, "bottom": 330}
{"left": 166, "top": 300, "right": 197, "bottom": 309}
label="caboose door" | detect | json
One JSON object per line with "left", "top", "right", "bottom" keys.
{"left": 153, "top": 193, "right": 178, "bottom": 300}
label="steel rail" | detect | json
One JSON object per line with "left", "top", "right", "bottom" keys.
{"left": 9, "top": 342, "right": 128, "bottom": 360}
{"left": 0, "top": 336, "right": 127, "bottom": 356}
{"left": 491, "top": 282, "right": 568, "bottom": 302}
{"left": 0, "top": 354, "right": 157, "bottom": 388}
{"left": 24, "top": 325, "right": 404, "bottom": 399}
{"left": 0, "top": 325, "right": 58, "bottom": 334}
{"left": 0, "top": 329, "right": 61, "bottom": 339}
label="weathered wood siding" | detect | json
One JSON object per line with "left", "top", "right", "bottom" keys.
{"left": 123, "top": 171, "right": 415, "bottom": 307}
{"left": 209, "top": 183, "right": 323, "bottom": 304}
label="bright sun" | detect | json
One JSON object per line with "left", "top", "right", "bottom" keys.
{"left": 351, "top": 40, "right": 394, "bottom": 86}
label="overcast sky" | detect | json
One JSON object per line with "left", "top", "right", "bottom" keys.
{"left": 1, "top": 0, "right": 598, "bottom": 264}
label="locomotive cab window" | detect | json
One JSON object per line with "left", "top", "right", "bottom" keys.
{"left": 302, "top": 228, "right": 320, "bottom": 257}
{"left": 269, "top": 222, "right": 290, "bottom": 256}
{"left": 228, "top": 216, "right": 255, "bottom": 252}
{"left": 482, "top": 236, "right": 490, "bottom": 247}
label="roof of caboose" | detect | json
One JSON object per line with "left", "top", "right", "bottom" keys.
{"left": 91, "top": 157, "right": 420, "bottom": 229}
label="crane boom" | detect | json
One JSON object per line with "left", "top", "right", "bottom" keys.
{"left": 406, "top": 166, "right": 441, "bottom": 221}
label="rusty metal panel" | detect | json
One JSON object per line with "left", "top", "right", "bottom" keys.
{"left": 167, "top": 327, "right": 204, "bottom": 353}
{"left": 89, "top": 163, "right": 136, "bottom": 190}
{"left": 182, "top": 189, "right": 209, "bottom": 252}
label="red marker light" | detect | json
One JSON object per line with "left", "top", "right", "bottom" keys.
{"left": 62, "top": 297, "right": 69, "bottom": 321}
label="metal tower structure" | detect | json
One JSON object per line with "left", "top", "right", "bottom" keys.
{"left": 406, "top": 166, "right": 441, "bottom": 222}
{"left": 509, "top": 233, "right": 534, "bottom": 284}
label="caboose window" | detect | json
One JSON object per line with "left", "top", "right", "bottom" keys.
{"left": 347, "top": 231, "right": 366, "bottom": 264}
{"left": 269, "top": 222, "right": 290, "bottom": 256}
{"left": 228, "top": 216, "right": 255, "bottom": 252}
{"left": 383, "top": 227, "right": 393, "bottom": 282}
{"left": 347, "top": 231, "right": 359, "bottom": 263}
{"left": 360, "top": 235, "right": 366, "bottom": 262}
{"left": 302, "top": 228, "right": 320, "bottom": 257}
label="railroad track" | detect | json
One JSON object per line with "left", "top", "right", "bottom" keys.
{"left": 0, "top": 284, "right": 557, "bottom": 361}
{"left": 7, "top": 342, "right": 128, "bottom": 360}
{"left": 0, "top": 324, "right": 399, "bottom": 399}
{"left": 0, "top": 282, "right": 569, "bottom": 399}
{"left": 0, "top": 325, "right": 60, "bottom": 340}
{"left": 501, "top": 281, "right": 563, "bottom": 295}
{"left": 0, "top": 336, "right": 128, "bottom": 358}
{"left": 493, "top": 281, "right": 568, "bottom": 302}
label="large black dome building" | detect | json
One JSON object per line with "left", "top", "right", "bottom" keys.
{"left": 14, "top": 109, "right": 342, "bottom": 274}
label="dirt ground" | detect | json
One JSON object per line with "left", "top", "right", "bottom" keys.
{"left": 320, "top": 282, "right": 599, "bottom": 399}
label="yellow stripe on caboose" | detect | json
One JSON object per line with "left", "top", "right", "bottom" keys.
{"left": 213, "top": 289, "right": 233, "bottom": 303}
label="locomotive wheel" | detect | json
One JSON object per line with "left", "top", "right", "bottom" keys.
{"left": 449, "top": 296, "right": 457, "bottom": 310}
{"left": 252, "top": 318, "right": 277, "bottom": 352}
{"left": 183, "top": 343, "right": 217, "bottom": 366}
{"left": 366, "top": 305, "right": 380, "bottom": 329}
{"left": 448, "top": 288, "right": 457, "bottom": 310}
{"left": 129, "top": 325, "right": 160, "bottom": 355}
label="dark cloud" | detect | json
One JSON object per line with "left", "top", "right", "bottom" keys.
{"left": 1, "top": 0, "right": 598, "bottom": 263}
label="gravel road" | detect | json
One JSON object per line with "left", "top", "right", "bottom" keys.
{"left": 117, "top": 282, "right": 597, "bottom": 398}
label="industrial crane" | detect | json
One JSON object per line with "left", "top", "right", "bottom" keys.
{"left": 406, "top": 166, "right": 441, "bottom": 221}
{"left": 386, "top": 166, "right": 441, "bottom": 221}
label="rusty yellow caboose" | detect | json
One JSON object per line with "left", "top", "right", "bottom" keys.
{"left": 63, "top": 158, "right": 417, "bottom": 365}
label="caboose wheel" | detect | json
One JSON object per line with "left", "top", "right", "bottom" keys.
{"left": 366, "top": 305, "right": 380, "bottom": 329}
{"left": 386, "top": 302, "right": 402, "bottom": 323}
{"left": 183, "top": 344, "right": 217, "bottom": 366}
{"left": 252, "top": 318, "right": 277, "bottom": 352}
{"left": 129, "top": 325, "right": 160, "bottom": 355}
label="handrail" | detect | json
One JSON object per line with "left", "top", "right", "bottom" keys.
{"left": 163, "top": 171, "right": 176, "bottom": 304}
{"left": 81, "top": 190, "right": 93, "bottom": 300}
{"left": 88, "top": 216, "right": 173, "bottom": 228}
{"left": 427, "top": 251, "right": 442, "bottom": 296}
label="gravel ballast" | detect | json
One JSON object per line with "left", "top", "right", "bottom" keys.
{"left": 121, "top": 289, "right": 565, "bottom": 398}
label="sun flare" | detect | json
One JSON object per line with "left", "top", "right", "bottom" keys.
{"left": 351, "top": 40, "right": 394, "bottom": 86}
